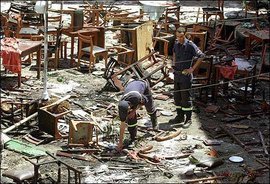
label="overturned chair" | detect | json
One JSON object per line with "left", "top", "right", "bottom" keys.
{"left": 103, "top": 51, "right": 169, "bottom": 91}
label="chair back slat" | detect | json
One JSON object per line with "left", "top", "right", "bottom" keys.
{"left": 55, "top": 21, "right": 64, "bottom": 49}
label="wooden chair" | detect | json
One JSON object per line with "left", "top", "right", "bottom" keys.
{"left": 38, "top": 96, "right": 71, "bottom": 140}
{"left": 0, "top": 14, "right": 8, "bottom": 38}
{"left": 202, "top": 0, "right": 224, "bottom": 25}
{"left": 5, "top": 2, "right": 44, "bottom": 27}
{"left": 46, "top": 23, "right": 63, "bottom": 70}
{"left": 104, "top": 51, "right": 169, "bottom": 91}
{"left": 3, "top": 14, "right": 21, "bottom": 38}
{"left": 156, "top": 5, "right": 181, "bottom": 33}
{"left": 193, "top": 23, "right": 216, "bottom": 51}
{"left": 84, "top": 7, "right": 104, "bottom": 26}
{"left": 39, "top": 13, "right": 62, "bottom": 37}
{"left": 108, "top": 45, "right": 135, "bottom": 67}
{"left": 152, "top": 30, "right": 173, "bottom": 57}
{"left": 185, "top": 31, "right": 207, "bottom": 52}
{"left": 244, "top": 0, "right": 259, "bottom": 17}
{"left": 77, "top": 32, "right": 108, "bottom": 72}
{"left": 7, "top": 15, "right": 41, "bottom": 39}
{"left": 206, "top": 22, "right": 238, "bottom": 52}
{"left": 83, "top": 2, "right": 109, "bottom": 27}
{"left": 104, "top": 10, "right": 143, "bottom": 26}
{"left": 82, "top": 1, "right": 104, "bottom": 26}
{"left": 192, "top": 56, "right": 214, "bottom": 102}
{"left": 2, "top": 164, "right": 36, "bottom": 184}
{"left": 4, "top": 15, "right": 41, "bottom": 65}
{"left": 68, "top": 120, "right": 100, "bottom": 146}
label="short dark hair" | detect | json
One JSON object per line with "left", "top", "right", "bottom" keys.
{"left": 177, "top": 27, "right": 186, "bottom": 34}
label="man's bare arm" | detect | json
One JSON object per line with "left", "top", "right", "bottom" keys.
{"left": 117, "top": 121, "right": 126, "bottom": 150}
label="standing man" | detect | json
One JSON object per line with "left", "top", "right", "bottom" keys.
{"left": 170, "top": 27, "right": 205, "bottom": 127}
{"left": 117, "top": 79, "right": 157, "bottom": 150}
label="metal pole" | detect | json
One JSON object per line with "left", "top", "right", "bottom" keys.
{"left": 42, "top": 0, "right": 49, "bottom": 100}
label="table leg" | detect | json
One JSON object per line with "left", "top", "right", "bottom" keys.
{"left": 71, "top": 36, "right": 74, "bottom": 62}
{"left": 261, "top": 43, "right": 266, "bottom": 65}
{"left": 18, "top": 73, "right": 21, "bottom": 88}
{"left": 245, "top": 36, "right": 251, "bottom": 59}
{"left": 37, "top": 46, "right": 41, "bottom": 79}
{"left": 213, "top": 67, "right": 219, "bottom": 101}
{"left": 244, "top": 73, "right": 248, "bottom": 100}
{"left": 251, "top": 65, "right": 256, "bottom": 98}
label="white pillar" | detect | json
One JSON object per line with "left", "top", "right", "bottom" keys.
{"left": 41, "top": 0, "right": 49, "bottom": 100}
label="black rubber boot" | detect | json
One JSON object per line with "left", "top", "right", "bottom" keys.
{"left": 169, "top": 109, "right": 185, "bottom": 124}
{"left": 150, "top": 111, "right": 158, "bottom": 130}
{"left": 183, "top": 111, "right": 192, "bottom": 128}
{"left": 185, "top": 111, "right": 192, "bottom": 122}
{"left": 128, "top": 126, "right": 137, "bottom": 142}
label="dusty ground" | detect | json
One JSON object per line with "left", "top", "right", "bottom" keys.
{"left": 1, "top": 1, "right": 269, "bottom": 183}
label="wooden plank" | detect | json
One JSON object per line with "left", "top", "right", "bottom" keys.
{"left": 220, "top": 125, "right": 245, "bottom": 148}
{"left": 136, "top": 21, "right": 153, "bottom": 60}
{"left": 258, "top": 130, "right": 269, "bottom": 155}
{"left": 3, "top": 112, "right": 38, "bottom": 134}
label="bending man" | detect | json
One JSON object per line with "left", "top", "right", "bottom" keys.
{"left": 118, "top": 79, "right": 157, "bottom": 150}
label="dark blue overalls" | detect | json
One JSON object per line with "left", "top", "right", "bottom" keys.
{"left": 172, "top": 39, "right": 204, "bottom": 121}
{"left": 119, "top": 80, "right": 156, "bottom": 141}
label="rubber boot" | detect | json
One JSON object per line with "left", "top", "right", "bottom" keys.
{"left": 128, "top": 126, "right": 137, "bottom": 142}
{"left": 150, "top": 111, "right": 158, "bottom": 130}
{"left": 185, "top": 110, "right": 192, "bottom": 122}
{"left": 170, "top": 108, "right": 185, "bottom": 124}
{"left": 183, "top": 110, "right": 192, "bottom": 128}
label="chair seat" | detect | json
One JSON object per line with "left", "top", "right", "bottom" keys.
{"left": 41, "top": 45, "right": 56, "bottom": 52}
{"left": 158, "top": 16, "right": 178, "bottom": 23}
{"left": 39, "top": 26, "right": 58, "bottom": 33}
{"left": 48, "top": 45, "right": 56, "bottom": 53}
{"left": 202, "top": 7, "right": 221, "bottom": 12}
{"left": 77, "top": 31, "right": 108, "bottom": 71}
{"left": 82, "top": 46, "right": 107, "bottom": 54}
{"left": 2, "top": 165, "right": 35, "bottom": 182}
{"left": 19, "top": 27, "right": 40, "bottom": 35}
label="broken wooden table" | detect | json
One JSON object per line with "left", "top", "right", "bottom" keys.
{"left": 0, "top": 39, "right": 42, "bottom": 88}
{"left": 19, "top": 39, "right": 42, "bottom": 79}
{"left": 246, "top": 30, "right": 270, "bottom": 81}
{"left": 245, "top": 30, "right": 269, "bottom": 60}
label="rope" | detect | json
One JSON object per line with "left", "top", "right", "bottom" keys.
{"left": 171, "top": 72, "right": 269, "bottom": 93}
